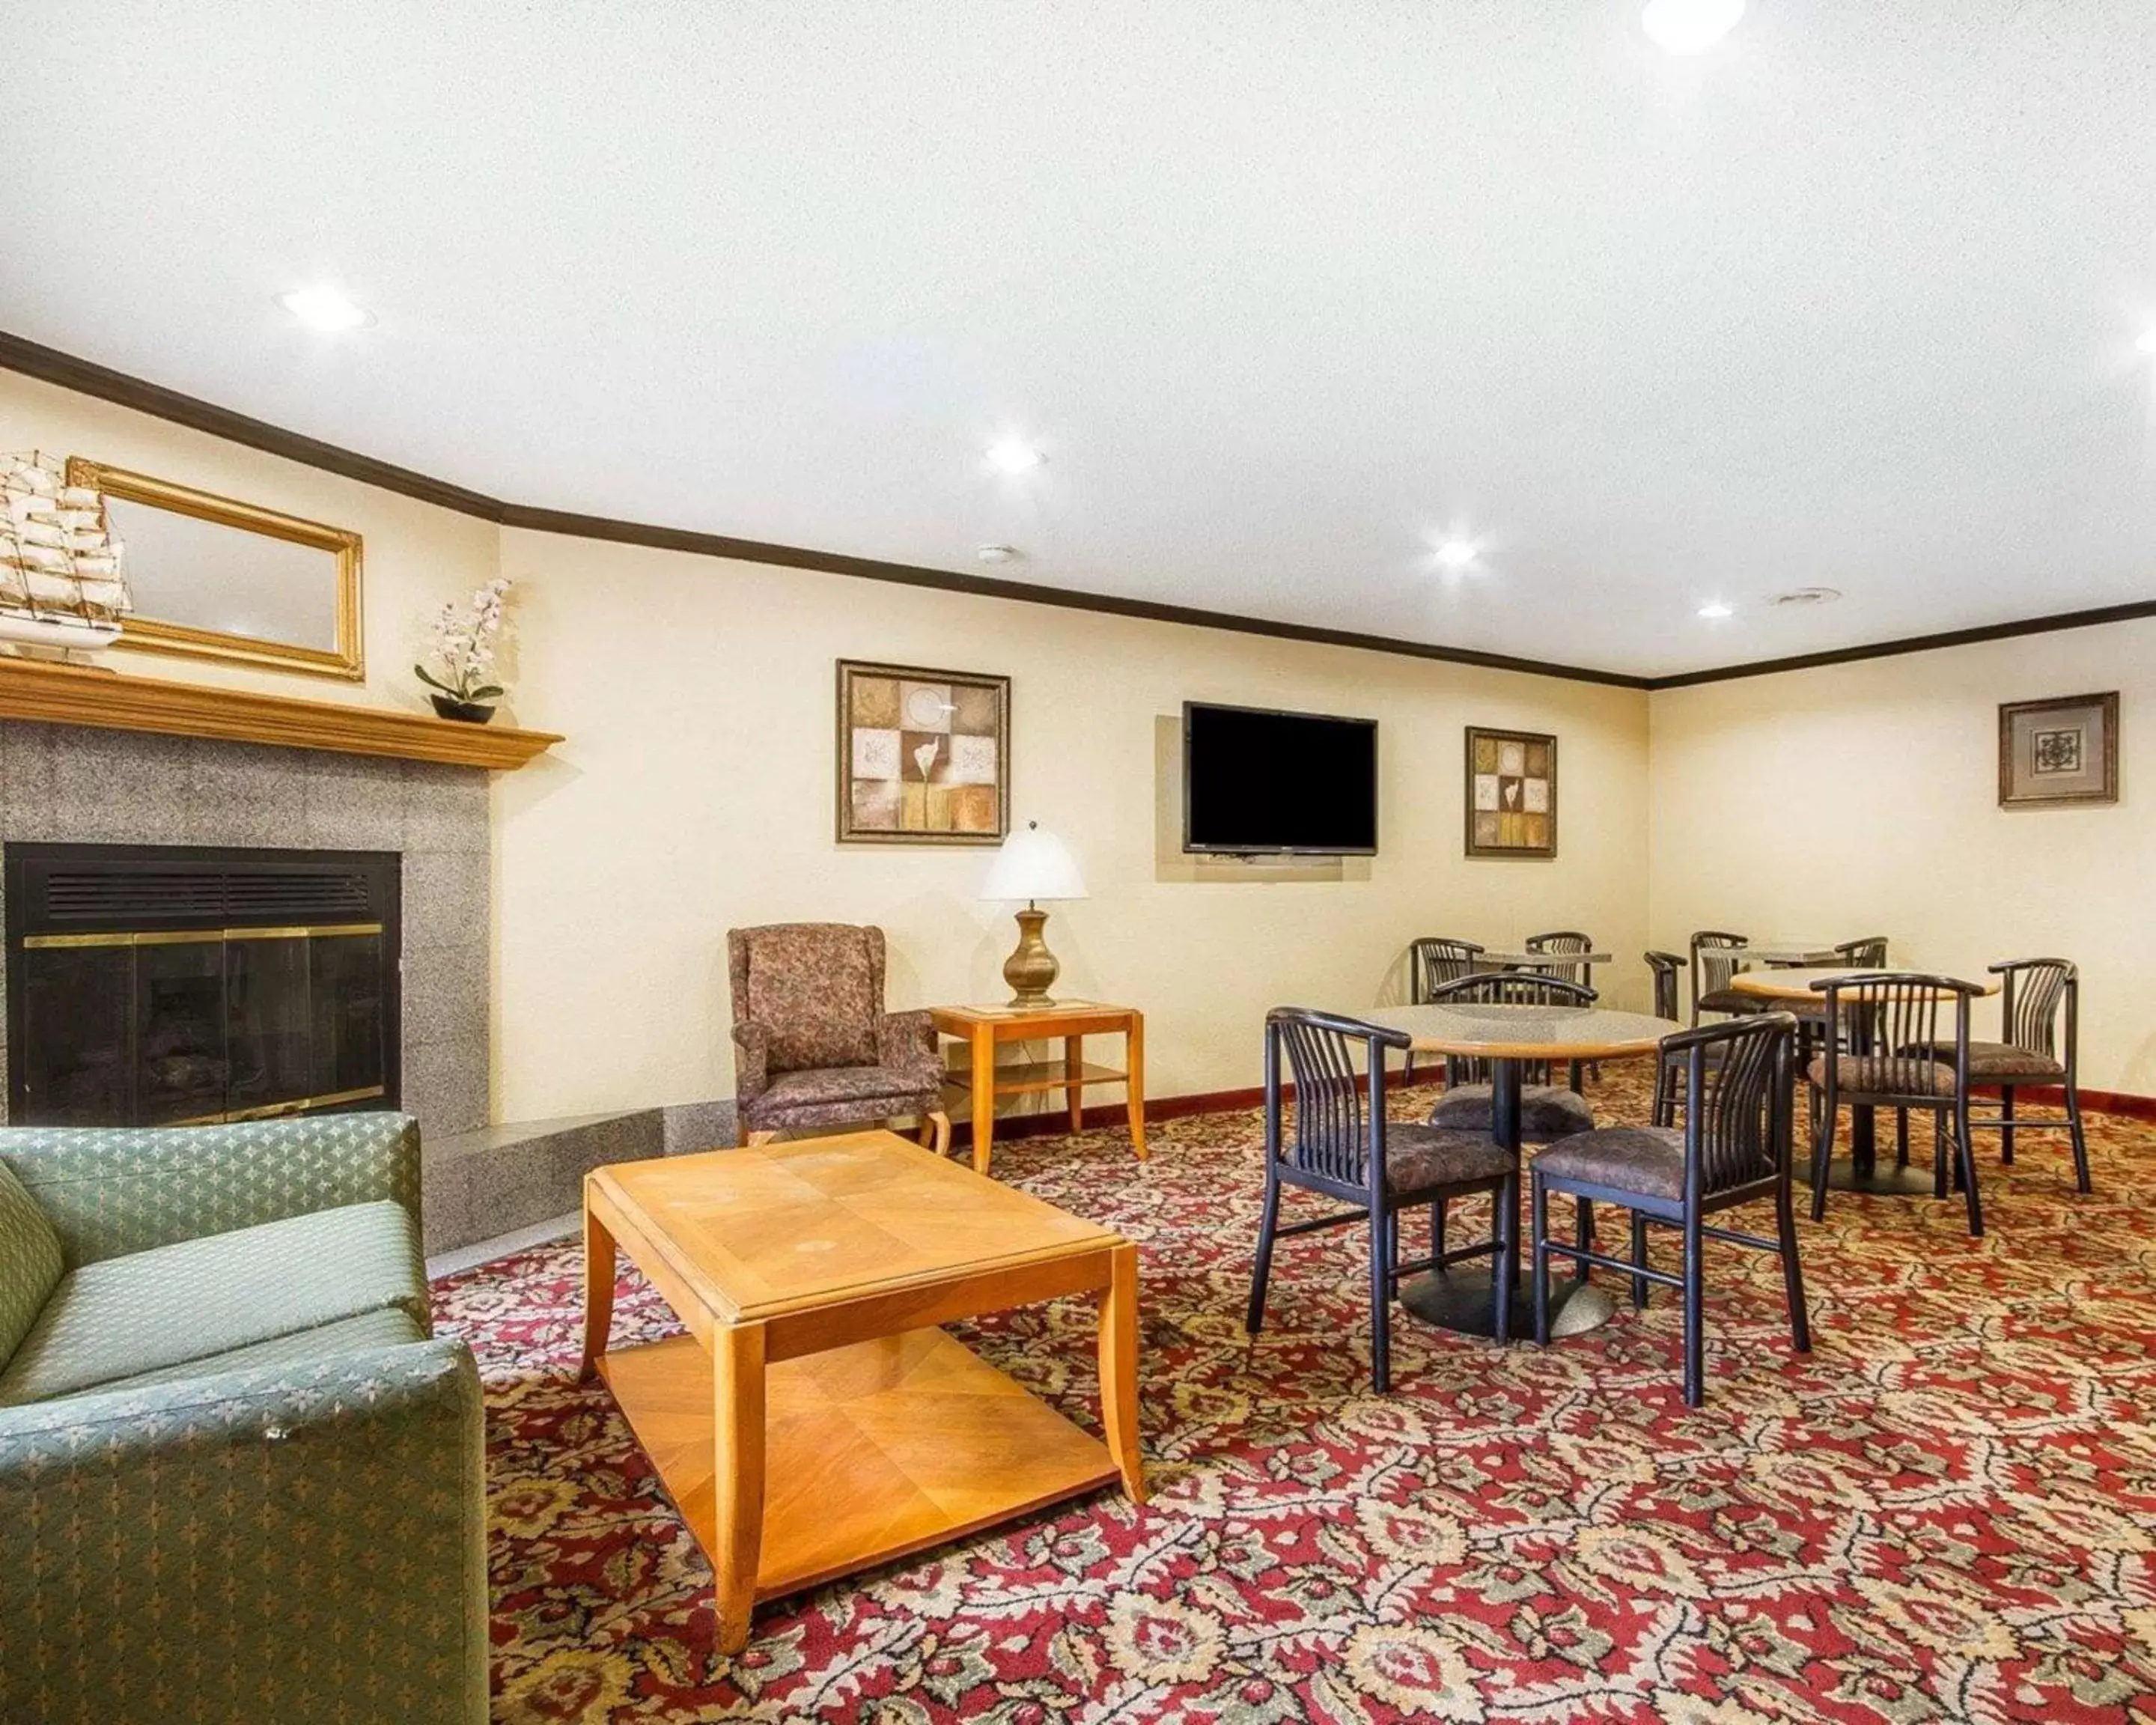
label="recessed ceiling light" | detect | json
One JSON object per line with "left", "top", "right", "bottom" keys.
{"left": 1641, "top": 0, "right": 1745, "bottom": 55}
{"left": 1433, "top": 538, "right": 1479, "bottom": 570}
{"left": 985, "top": 438, "right": 1044, "bottom": 475}
{"left": 2137, "top": 326, "right": 2156, "bottom": 355}
{"left": 1696, "top": 602, "right": 1734, "bottom": 619}
{"left": 277, "top": 285, "right": 373, "bottom": 332}
{"left": 1770, "top": 586, "right": 1842, "bottom": 607}
{"left": 976, "top": 544, "right": 1023, "bottom": 565}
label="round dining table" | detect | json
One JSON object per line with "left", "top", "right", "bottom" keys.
{"left": 1726, "top": 967, "right": 2000, "bottom": 1196}
{"left": 1362, "top": 1000, "right": 1680, "bottom": 1339}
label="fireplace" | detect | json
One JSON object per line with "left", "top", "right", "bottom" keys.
{"left": 4, "top": 842, "right": 400, "bottom": 1127}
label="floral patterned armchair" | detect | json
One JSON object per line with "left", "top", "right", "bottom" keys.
{"left": 727, "top": 923, "right": 950, "bottom": 1153}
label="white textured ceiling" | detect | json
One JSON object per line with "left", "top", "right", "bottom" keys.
{"left": 4, "top": 1, "right": 2155, "bottom": 678}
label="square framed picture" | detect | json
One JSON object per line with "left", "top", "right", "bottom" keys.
{"left": 837, "top": 660, "right": 1010, "bottom": 844}
{"left": 1465, "top": 725, "right": 1557, "bottom": 857}
{"left": 1999, "top": 691, "right": 2118, "bottom": 809}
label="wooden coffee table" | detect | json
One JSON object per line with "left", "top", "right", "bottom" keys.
{"left": 580, "top": 1130, "right": 1145, "bottom": 1652}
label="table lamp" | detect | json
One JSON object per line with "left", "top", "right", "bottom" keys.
{"left": 979, "top": 821, "right": 1088, "bottom": 1008}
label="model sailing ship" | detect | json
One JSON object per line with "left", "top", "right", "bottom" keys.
{"left": 0, "top": 451, "right": 130, "bottom": 660}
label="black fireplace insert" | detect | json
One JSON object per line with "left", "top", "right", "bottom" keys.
{"left": 4, "top": 842, "right": 400, "bottom": 1128}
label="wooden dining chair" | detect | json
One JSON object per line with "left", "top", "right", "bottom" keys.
{"left": 1689, "top": 931, "right": 1756, "bottom": 1023}
{"left": 1645, "top": 950, "right": 1687, "bottom": 1120}
{"left": 1404, "top": 937, "right": 1485, "bottom": 1082}
{"left": 1808, "top": 973, "right": 1988, "bottom": 1236}
{"left": 1248, "top": 1007, "right": 1519, "bottom": 1391}
{"left": 1531, "top": 1013, "right": 1809, "bottom": 1407}
{"left": 1922, "top": 958, "right": 2091, "bottom": 1194}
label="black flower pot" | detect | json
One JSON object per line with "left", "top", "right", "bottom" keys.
{"left": 429, "top": 694, "right": 497, "bottom": 725}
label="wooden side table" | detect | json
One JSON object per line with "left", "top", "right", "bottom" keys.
{"left": 931, "top": 1000, "right": 1148, "bottom": 1175}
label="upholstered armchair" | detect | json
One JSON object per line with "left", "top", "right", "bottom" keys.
{"left": 728, "top": 922, "right": 951, "bottom": 1152}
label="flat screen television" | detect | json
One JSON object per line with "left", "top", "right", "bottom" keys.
{"left": 1182, "top": 702, "right": 1378, "bottom": 855}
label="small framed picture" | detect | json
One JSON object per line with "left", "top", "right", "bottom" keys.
{"left": 1464, "top": 725, "right": 1557, "bottom": 857}
{"left": 1999, "top": 692, "right": 2118, "bottom": 809}
{"left": 837, "top": 660, "right": 1011, "bottom": 844}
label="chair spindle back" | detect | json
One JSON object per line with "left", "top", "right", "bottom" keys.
{"left": 1265, "top": 1007, "right": 1407, "bottom": 1191}
{"left": 1410, "top": 937, "right": 1484, "bottom": 1004}
{"left": 1423, "top": 972, "right": 1595, "bottom": 1086}
{"left": 1673, "top": 1014, "right": 1795, "bottom": 1196}
{"left": 1524, "top": 930, "right": 1594, "bottom": 988}
{"left": 1994, "top": 958, "right": 2074, "bottom": 1061}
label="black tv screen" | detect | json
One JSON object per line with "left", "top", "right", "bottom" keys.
{"left": 1183, "top": 702, "right": 1378, "bottom": 854}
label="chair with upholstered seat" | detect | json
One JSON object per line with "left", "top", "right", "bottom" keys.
{"left": 1246, "top": 1008, "right": 1519, "bottom": 1391}
{"left": 1423, "top": 972, "right": 1598, "bottom": 1141}
{"left": 1807, "top": 972, "right": 1987, "bottom": 1235}
{"left": 1689, "top": 930, "right": 1756, "bottom": 1022}
{"left": 1404, "top": 937, "right": 1484, "bottom": 1082}
{"left": 1918, "top": 958, "right": 2090, "bottom": 1194}
{"left": 1645, "top": 950, "right": 1687, "bottom": 1119}
{"left": 727, "top": 923, "right": 951, "bottom": 1153}
{"left": 1531, "top": 1013, "right": 1809, "bottom": 1406}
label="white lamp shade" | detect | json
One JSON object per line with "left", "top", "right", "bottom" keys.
{"left": 980, "top": 822, "right": 1088, "bottom": 902}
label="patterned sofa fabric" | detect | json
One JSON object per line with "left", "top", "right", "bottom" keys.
{"left": 0, "top": 1162, "right": 63, "bottom": 1363}
{"left": 0, "top": 1112, "right": 421, "bottom": 1268}
{"left": 0, "top": 1197, "right": 427, "bottom": 1407}
{"left": 0, "top": 1339, "right": 487, "bottom": 1725}
{"left": 0, "top": 1113, "right": 487, "bottom": 1725}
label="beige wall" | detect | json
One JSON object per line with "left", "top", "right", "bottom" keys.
{"left": 0, "top": 371, "right": 499, "bottom": 706}
{"left": 0, "top": 369, "right": 1654, "bottom": 1126}
{"left": 491, "top": 529, "right": 1651, "bottom": 1120}
{"left": 1648, "top": 624, "right": 2156, "bottom": 1092}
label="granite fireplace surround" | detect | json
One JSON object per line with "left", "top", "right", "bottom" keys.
{"left": 0, "top": 718, "right": 724, "bottom": 1254}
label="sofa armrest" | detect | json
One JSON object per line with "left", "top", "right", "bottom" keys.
{"left": 0, "top": 1337, "right": 486, "bottom": 1725}
{"left": 879, "top": 1008, "right": 946, "bottom": 1088}
{"left": 732, "top": 1020, "right": 772, "bottom": 1102}
{"left": 0, "top": 1112, "right": 421, "bottom": 1268}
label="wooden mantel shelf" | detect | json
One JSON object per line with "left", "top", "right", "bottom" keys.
{"left": 0, "top": 657, "right": 562, "bottom": 770}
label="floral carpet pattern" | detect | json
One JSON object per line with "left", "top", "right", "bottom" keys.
{"left": 435, "top": 1071, "right": 2156, "bottom": 1723}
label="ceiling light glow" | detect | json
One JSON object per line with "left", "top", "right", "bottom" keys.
{"left": 1696, "top": 602, "right": 1734, "bottom": 619}
{"left": 2137, "top": 326, "right": 2156, "bottom": 355}
{"left": 1433, "top": 538, "right": 1479, "bottom": 570}
{"left": 277, "top": 285, "right": 373, "bottom": 332}
{"left": 985, "top": 438, "right": 1044, "bottom": 475}
{"left": 1641, "top": 0, "right": 1746, "bottom": 55}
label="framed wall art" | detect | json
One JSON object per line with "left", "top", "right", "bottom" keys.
{"left": 1465, "top": 725, "right": 1556, "bottom": 857}
{"left": 836, "top": 660, "right": 1011, "bottom": 845}
{"left": 1998, "top": 691, "right": 2117, "bottom": 809}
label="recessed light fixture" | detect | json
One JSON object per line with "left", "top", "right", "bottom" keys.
{"left": 1696, "top": 601, "right": 1735, "bottom": 619}
{"left": 2137, "top": 326, "right": 2156, "bottom": 355}
{"left": 975, "top": 544, "right": 1023, "bottom": 565}
{"left": 276, "top": 284, "right": 373, "bottom": 332}
{"left": 1641, "top": 0, "right": 1745, "bottom": 55}
{"left": 985, "top": 438, "right": 1044, "bottom": 475}
{"left": 1433, "top": 538, "right": 1479, "bottom": 571}
{"left": 1770, "top": 586, "right": 1842, "bottom": 607}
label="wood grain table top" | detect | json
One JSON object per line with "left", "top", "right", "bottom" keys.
{"left": 588, "top": 1131, "right": 1123, "bottom": 1325}
{"left": 1728, "top": 967, "right": 2000, "bottom": 1001}
{"left": 1362, "top": 1002, "right": 1679, "bottom": 1059}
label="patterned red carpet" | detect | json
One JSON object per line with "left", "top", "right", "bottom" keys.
{"left": 435, "top": 1071, "right": 2156, "bottom": 1723}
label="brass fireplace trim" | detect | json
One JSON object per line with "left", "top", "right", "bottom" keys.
{"left": 22, "top": 921, "right": 384, "bottom": 949}
{"left": 170, "top": 1083, "right": 388, "bottom": 1127}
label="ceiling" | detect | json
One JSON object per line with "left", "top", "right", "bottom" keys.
{"left": 4, "top": 1, "right": 2155, "bottom": 679}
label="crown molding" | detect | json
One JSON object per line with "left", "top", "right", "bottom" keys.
{"left": 7, "top": 328, "right": 2150, "bottom": 693}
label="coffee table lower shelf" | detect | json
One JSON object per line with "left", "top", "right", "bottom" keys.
{"left": 597, "top": 1327, "right": 1122, "bottom": 1604}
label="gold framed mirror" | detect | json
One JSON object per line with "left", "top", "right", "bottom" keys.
{"left": 65, "top": 458, "right": 364, "bottom": 680}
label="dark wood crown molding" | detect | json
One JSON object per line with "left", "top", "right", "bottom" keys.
{"left": 8, "top": 327, "right": 2152, "bottom": 693}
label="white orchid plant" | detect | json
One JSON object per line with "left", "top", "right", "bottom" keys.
{"left": 415, "top": 577, "right": 511, "bottom": 705}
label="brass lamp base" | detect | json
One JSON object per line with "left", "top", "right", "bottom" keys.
{"left": 1002, "top": 906, "right": 1062, "bottom": 1008}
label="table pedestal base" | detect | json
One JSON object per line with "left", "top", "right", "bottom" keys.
{"left": 1401, "top": 1272, "right": 1615, "bottom": 1339}
{"left": 1820, "top": 1161, "right": 1939, "bottom": 1196}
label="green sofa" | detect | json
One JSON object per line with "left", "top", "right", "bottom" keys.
{"left": 0, "top": 1113, "right": 487, "bottom": 1725}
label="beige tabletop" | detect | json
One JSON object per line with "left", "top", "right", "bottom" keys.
{"left": 1364, "top": 1001, "right": 1678, "bottom": 1060}
{"left": 1729, "top": 967, "right": 1999, "bottom": 1003}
